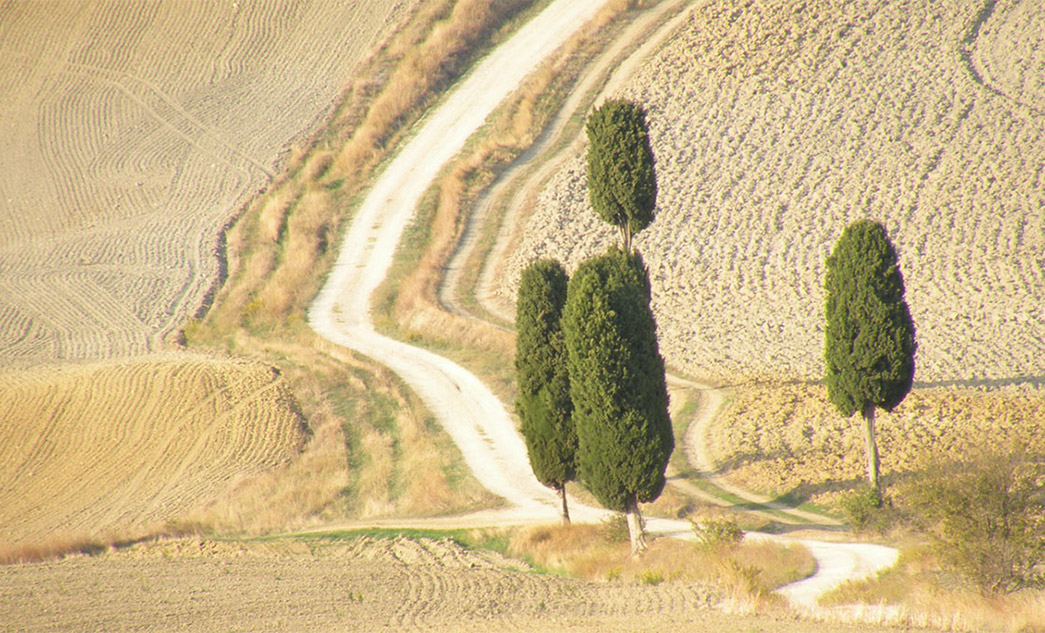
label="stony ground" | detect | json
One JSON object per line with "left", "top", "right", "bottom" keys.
{"left": 503, "top": 0, "right": 1045, "bottom": 385}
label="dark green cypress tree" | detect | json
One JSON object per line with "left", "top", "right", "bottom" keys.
{"left": 562, "top": 248, "right": 673, "bottom": 553}
{"left": 515, "top": 259, "right": 576, "bottom": 524}
{"left": 586, "top": 99, "right": 657, "bottom": 254}
{"left": 824, "top": 220, "right": 916, "bottom": 495}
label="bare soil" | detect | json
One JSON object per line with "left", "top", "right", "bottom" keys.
{"left": 0, "top": 536, "right": 924, "bottom": 633}
{"left": 0, "top": 0, "right": 406, "bottom": 364}
{"left": 502, "top": 0, "right": 1045, "bottom": 386}
{"left": 0, "top": 354, "right": 306, "bottom": 545}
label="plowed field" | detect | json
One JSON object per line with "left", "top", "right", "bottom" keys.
{"left": 504, "top": 0, "right": 1045, "bottom": 385}
{"left": 0, "top": 536, "right": 910, "bottom": 633}
{"left": 0, "top": 0, "right": 405, "bottom": 364}
{"left": 0, "top": 354, "right": 306, "bottom": 545}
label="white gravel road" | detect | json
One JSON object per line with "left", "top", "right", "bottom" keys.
{"left": 308, "top": 0, "right": 898, "bottom": 613}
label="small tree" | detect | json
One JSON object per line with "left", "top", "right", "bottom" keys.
{"left": 824, "top": 220, "right": 916, "bottom": 494}
{"left": 515, "top": 259, "right": 576, "bottom": 524}
{"left": 586, "top": 99, "right": 657, "bottom": 254}
{"left": 562, "top": 248, "right": 673, "bottom": 554}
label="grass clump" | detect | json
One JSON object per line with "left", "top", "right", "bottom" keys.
{"left": 508, "top": 522, "right": 815, "bottom": 605}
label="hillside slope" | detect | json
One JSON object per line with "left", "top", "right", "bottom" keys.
{"left": 504, "top": 0, "right": 1045, "bottom": 385}
{"left": 0, "top": 0, "right": 406, "bottom": 364}
{"left": 0, "top": 355, "right": 306, "bottom": 545}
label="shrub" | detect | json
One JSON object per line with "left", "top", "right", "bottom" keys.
{"left": 691, "top": 517, "right": 744, "bottom": 550}
{"left": 839, "top": 485, "right": 895, "bottom": 533}
{"left": 906, "top": 448, "right": 1045, "bottom": 593}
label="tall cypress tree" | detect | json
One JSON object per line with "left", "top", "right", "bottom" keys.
{"left": 824, "top": 220, "right": 916, "bottom": 495}
{"left": 515, "top": 259, "right": 576, "bottom": 524}
{"left": 562, "top": 248, "right": 673, "bottom": 553}
{"left": 586, "top": 99, "right": 657, "bottom": 254}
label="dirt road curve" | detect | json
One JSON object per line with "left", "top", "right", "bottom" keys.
{"left": 309, "top": 0, "right": 611, "bottom": 524}
{"left": 309, "top": 0, "right": 897, "bottom": 614}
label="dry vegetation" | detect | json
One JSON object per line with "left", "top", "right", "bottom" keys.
{"left": 0, "top": 354, "right": 305, "bottom": 549}
{"left": 822, "top": 547, "right": 1045, "bottom": 632}
{"left": 510, "top": 522, "right": 815, "bottom": 609}
{"left": 703, "top": 382, "right": 1045, "bottom": 509}
{"left": 502, "top": 0, "right": 1045, "bottom": 386}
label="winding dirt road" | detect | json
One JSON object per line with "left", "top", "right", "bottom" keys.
{"left": 309, "top": 0, "right": 897, "bottom": 614}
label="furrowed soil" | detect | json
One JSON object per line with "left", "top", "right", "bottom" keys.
{"left": 0, "top": 0, "right": 405, "bottom": 364}
{"left": 502, "top": 0, "right": 1045, "bottom": 386}
{"left": 0, "top": 354, "right": 306, "bottom": 546}
{"left": 0, "top": 536, "right": 913, "bottom": 633}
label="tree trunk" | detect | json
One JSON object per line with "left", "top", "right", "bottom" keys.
{"left": 620, "top": 221, "right": 633, "bottom": 255}
{"left": 558, "top": 484, "right": 571, "bottom": 526}
{"left": 862, "top": 403, "right": 881, "bottom": 493}
{"left": 626, "top": 496, "right": 647, "bottom": 555}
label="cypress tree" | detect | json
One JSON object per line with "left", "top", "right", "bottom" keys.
{"left": 562, "top": 248, "right": 673, "bottom": 553}
{"left": 824, "top": 220, "right": 916, "bottom": 495}
{"left": 515, "top": 259, "right": 576, "bottom": 524}
{"left": 586, "top": 99, "right": 657, "bottom": 254}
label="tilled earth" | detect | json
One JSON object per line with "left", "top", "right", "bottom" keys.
{"left": 0, "top": 537, "right": 921, "bottom": 633}
{"left": 502, "top": 0, "right": 1045, "bottom": 385}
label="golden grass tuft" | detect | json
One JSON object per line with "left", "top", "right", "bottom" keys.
{"left": 822, "top": 545, "right": 1045, "bottom": 632}
{"left": 509, "top": 521, "right": 815, "bottom": 608}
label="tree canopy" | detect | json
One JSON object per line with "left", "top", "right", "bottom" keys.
{"left": 515, "top": 259, "right": 576, "bottom": 522}
{"left": 824, "top": 219, "right": 916, "bottom": 491}
{"left": 562, "top": 248, "right": 673, "bottom": 545}
{"left": 586, "top": 99, "right": 657, "bottom": 253}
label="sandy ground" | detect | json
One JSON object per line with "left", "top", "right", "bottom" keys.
{"left": 0, "top": 536, "right": 924, "bottom": 633}
{"left": 0, "top": 0, "right": 406, "bottom": 364}
{"left": 501, "top": 0, "right": 1045, "bottom": 385}
{"left": 0, "top": 353, "right": 306, "bottom": 545}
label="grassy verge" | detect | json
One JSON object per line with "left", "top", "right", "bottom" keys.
{"left": 821, "top": 545, "right": 1045, "bottom": 632}
{"left": 180, "top": 0, "right": 556, "bottom": 534}
{"left": 509, "top": 522, "right": 815, "bottom": 608}
{"left": 370, "top": 0, "right": 654, "bottom": 404}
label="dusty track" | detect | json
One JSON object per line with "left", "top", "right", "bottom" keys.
{"left": 0, "top": 0, "right": 405, "bottom": 364}
{"left": 311, "top": 0, "right": 898, "bottom": 615}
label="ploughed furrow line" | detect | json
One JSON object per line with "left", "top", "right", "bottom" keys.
{"left": 0, "top": 0, "right": 404, "bottom": 364}
{"left": 0, "top": 538, "right": 739, "bottom": 633}
{"left": 0, "top": 356, "right": 306, "bottom": 545}
{"left": 505, "top": 0, "right": 1045, "bottom": 385}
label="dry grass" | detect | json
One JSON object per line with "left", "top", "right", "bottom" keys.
{"left": 509, "top": 522, "right": 814, "bottom": 609}
{"left": 372, "top": 0, "right": 640, "bottom": 400}
{"left": 180, "top": 0, "right": 543, "bottom": 537}
{"left": 705, "top": 382, "right": 1045, "bottom": 510}
{"left": 822, "top": 546, "right": 1045, "bottom": 632}
{"left": 199, "top": 0, "right": 540, "bottom": 341}
{"left": 181, "top": 335, "right": 500, "bottom": 535}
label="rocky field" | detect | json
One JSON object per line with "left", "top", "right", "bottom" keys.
{"left": 503, "top": 0, "right": 1045, "bottom": 385}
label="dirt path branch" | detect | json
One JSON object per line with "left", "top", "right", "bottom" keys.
{"left": 310, "top": 0, "right": 898, "bottom": 615}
